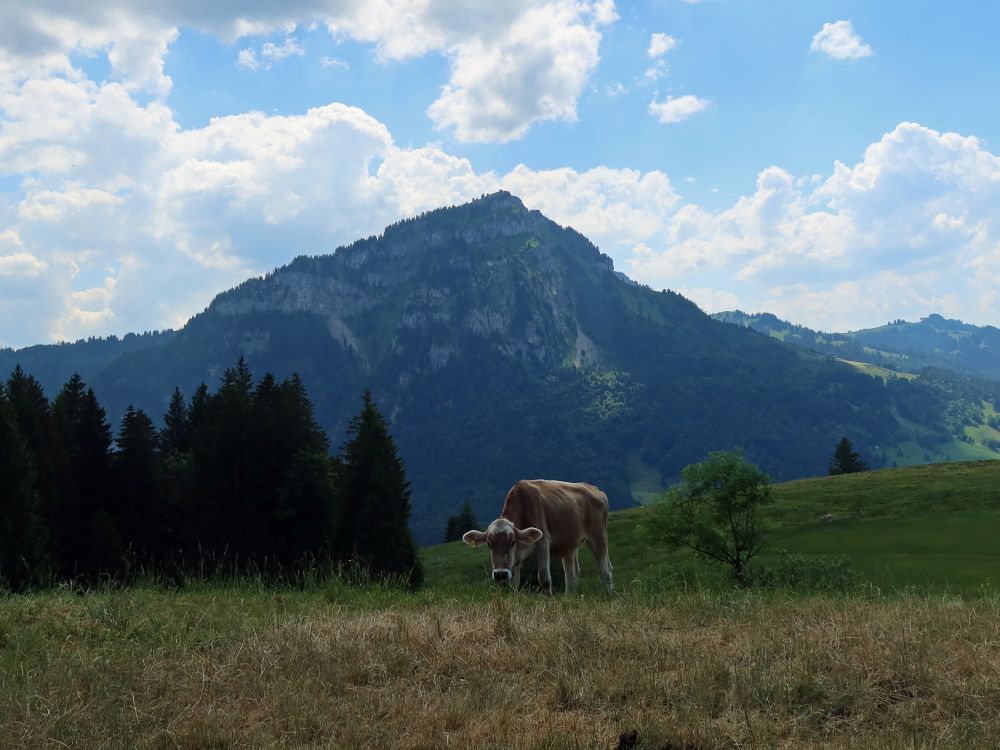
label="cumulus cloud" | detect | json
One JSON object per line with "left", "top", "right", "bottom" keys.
{"left": 0, "top": 251, "right": 47, "bottom": 277}
{"left": 237, "top": 36, "right": 304, "bottom": 71}
{"left": 627, "top": 122, "right": 1000, "bottom": 330}
{"left": 3, "top": 4, "right": 999, "bottom": 345}
{"left": 236, "top": 48, "right": 260, "bottom": 71}
{"left": 644, "top": 32, "right": 677, "bottom": 81}
{"left": 425, "top": 1, "right": 614, "bottom": 142}
{"left": 0, "top": 1, "right": 616, "bottom": 142}
{"left": 648, "top": 94, "right": 711, "bottom": 124}
{"left": 647, "top": 33, "right": 677, "bottom": 58}
{"left": 810, "top": 20, "right": 873, "bottom": 61}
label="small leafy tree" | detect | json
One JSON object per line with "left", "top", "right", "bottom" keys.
{"left": 644, "top": 449, "right": 772, "bottom": 583}
{"left": 828, "top": 436, "right": 869, "bottom": 475}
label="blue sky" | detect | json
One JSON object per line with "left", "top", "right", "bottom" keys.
{"left": 1, "top": 1, "right": 999, "bottom": 348}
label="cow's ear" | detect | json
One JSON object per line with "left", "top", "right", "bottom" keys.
{"left": 462, "top": 530, "right": 488, "bottom": 547}
{"left": 517, "top": 527, "right": 543, "bottom": 544}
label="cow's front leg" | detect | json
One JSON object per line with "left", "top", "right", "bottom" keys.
{"left": 536, "top": 541, "right": 553, "bottom": 595}
{"left": 512, "top": 561, "right": 522, "bottom": 589}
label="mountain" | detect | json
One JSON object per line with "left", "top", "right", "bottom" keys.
{"left": 713, "top": 311, "right": 1000, "bottom": 381}
{"left": 4, "top": 192, "right": 1000, "bottom": 542}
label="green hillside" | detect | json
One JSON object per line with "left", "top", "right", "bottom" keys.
{"left": 425, "top": 460, "right": 1000, "bottom": 595}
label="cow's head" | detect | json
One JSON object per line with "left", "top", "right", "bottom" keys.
{"left": 462, "top": 518, "right": 542, "bottom": 584}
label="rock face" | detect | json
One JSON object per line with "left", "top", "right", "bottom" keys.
{"left": 212, "top": 192, "right": 608, "bottom": 376}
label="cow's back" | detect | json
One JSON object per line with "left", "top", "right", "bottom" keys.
{"left": 500, "top": 479, "right": 608, "bottom": 557}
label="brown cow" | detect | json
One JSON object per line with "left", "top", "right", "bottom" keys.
{"left": 462, "top": 479, "right": 613, "bottom": 594}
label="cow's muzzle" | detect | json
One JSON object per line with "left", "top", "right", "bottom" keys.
{"left": 492, "top": 569, "right": 511, "bottom": 583}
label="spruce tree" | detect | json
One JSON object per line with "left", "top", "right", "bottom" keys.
{"left": 0, "top": 391, "right": 48, "bottom": 590}
{"left": 160, "top": 387, "right": 190, "bottom": 455}
{"left": 444, "top": 500, "right": 478, "bottom": 543}
{"left": 336, "top": 391, "right": 422, "bottom": 587}
{"left": 188, "top": 358, "right": 257, "bottom": 564}
{"left": 51, "top": 375, "right": 115, "bottom": 578}
{"left": 259, "top": 373, "right": 335, "bottom": 565}
{"left": 828, "top": 437, "right": 869, "bottom": 475}
{"left": 6, "top": 366, "right": 60, "bottom": 550}
{"left": 114, "top": 406, "right": 166, "bottom": 564}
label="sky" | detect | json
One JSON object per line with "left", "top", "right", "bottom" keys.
{"left": 1, "top": 1, "right": 999, "bottom": 349}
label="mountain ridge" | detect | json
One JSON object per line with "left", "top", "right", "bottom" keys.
{"left": 713, "top": 310, "right": 1000, "bottom": 381}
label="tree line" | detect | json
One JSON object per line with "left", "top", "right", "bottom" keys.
{"left": 0, "top": 358, "right": 422, "bottom": 592}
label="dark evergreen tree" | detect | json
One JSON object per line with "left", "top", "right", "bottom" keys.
{"left": 160, "top": 387, "right": 190, "bottom": 455}
{"left": 828, "top": 437, "right": 869, "bottom": 475}
{"left": 187, "top": 383, "right": 210, "bottom": 434}
{"left": 114, "top": 405, "right": 167, "bottom": 564}
{"left": 255, "top": 373, "right": 336, "bottom": 565}
{"left": 0, "top": 391, "right": 48, "bottom": 590}
{"left": 160, "top": 387, "right": 198, "bottom": 573}
{"left": 336, "top": 391, "right": 422, "bottom": 587}
{"left": 188, "top": 358, "right": 257, "bottom": 563}
{"left": 51, "top": 374, "right": 116, "bottom": 578}
{"left": 6, "top": 366, "right": 61, "bottom": 548}
{"left": 444, "top": 500, "right": 478, "bottom": 543}
{"left": 273, "top": 450, "right": 338, "bottom": 565}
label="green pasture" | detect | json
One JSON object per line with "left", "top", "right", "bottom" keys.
{"left": 425, "top": 460, "right": 1000, "bottom": 595}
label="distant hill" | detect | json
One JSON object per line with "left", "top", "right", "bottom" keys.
{"left": 713, "top": 310, "right": 1000, "bottom": 381}
{"left": 3, "top": 192, "right": 1000, "bottom": 542}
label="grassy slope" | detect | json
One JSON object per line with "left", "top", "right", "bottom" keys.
{"left": 429, "top": 461, "right": 1000, "bottom": 595}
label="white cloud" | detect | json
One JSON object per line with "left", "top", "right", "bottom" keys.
{"left": 2, "top": 5, "right": 999, "bottom": 345}
{"left": 261, "top": 37, "right": 304, "bottom": 62}
{"left": 238, "top": 36, "right": 304, "bottom": 71}
{"left": 676, "top": 286, "right": 740, "bottom": 314}
{"left": 627, "top": 122, "right": 1000, "bottom": 330}
{"left": 237, "top": 48, "right": 260, "bottom": 71}
{"left": 0, "top": 251, "right": 47, "bottom": 277}
{"left": 648, "top": 94, "right": 711, "bottom": 124}
{"left": 810, "top": 20, "right": 873, "bottom": 61}
{"left": 502, "top": 164, "right": 679, "bottom": 252}
{"left": 320, "top": 56, "right": 349, "bottom": 71}
{"left": 425, "top": 1, "right": 614, "bottom": 142}
{"left": 647, "top": 33, "right": 677, "bottom": 58}
{"left": 7, "top": 80, "right": 1000, "bottom": 345}
{"left": 643, "top": 32, "right": 677, "bottom": 81}
{"left": 0, "top": 2, "right": 617, "bottom": 143}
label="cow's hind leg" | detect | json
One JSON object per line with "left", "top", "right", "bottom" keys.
{"left": 536, "top": 540, "right": 553, "bottom": 595}
{"left": 561, "top": 549, "right": 580, "bottom": 594}
{"left": 590, "top": 534, "right": 613, "bottom": 594}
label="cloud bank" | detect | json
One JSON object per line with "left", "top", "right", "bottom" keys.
{"left": 1, "top": 3, "right": 998, "bottom": 348}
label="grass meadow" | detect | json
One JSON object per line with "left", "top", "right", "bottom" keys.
{"left": 3, "top": 460, "right": 1000, "bottom": 749}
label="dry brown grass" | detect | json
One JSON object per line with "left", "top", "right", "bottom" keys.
{"left": 2, "top": 587, "right": 1000, "bottom": 749}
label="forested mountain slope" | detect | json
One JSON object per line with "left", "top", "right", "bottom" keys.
{"left": 4, "top": 193, "right": 999, "bottom": 541}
